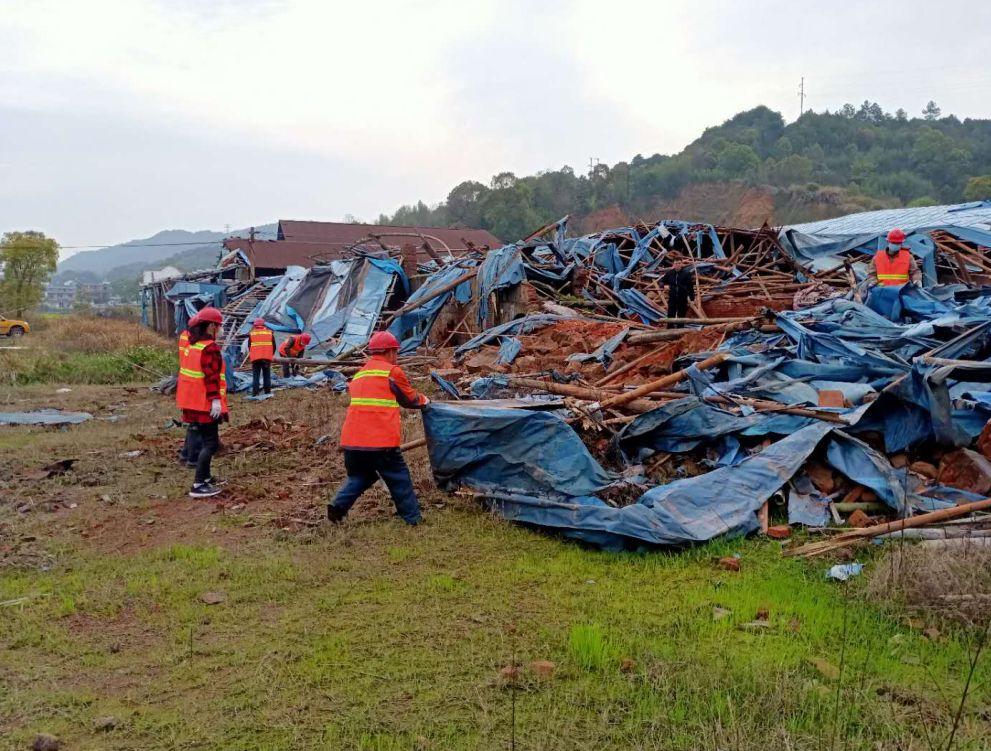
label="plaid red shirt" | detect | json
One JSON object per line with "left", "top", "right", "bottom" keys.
{"left": 181, "top": 339, "right": 227, "bottom": 424}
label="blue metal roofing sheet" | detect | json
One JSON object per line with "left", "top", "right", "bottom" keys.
{"left": 786, "top": 201, "right": 991, "bottom": 236}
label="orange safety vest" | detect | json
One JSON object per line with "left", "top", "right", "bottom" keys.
{"left": 176, "top": 340, "right": 229, "bottom": 414}
{"left": 874, "top": 249, "right": 911, "bottom": 286}
{"left": 340, "top": 357, "right": 402, "bottom": 448}
{"left": 279, "top": 336, "right": 306, "bottom": 358}
{"left": 248, "top": 326, "right": 275, "bottom": 362}
{"left": 178, "top": 329, "right": 190, "bottom": 356}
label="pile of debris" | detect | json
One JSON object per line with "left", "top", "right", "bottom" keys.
{"left": 145, "top": 201, "right": 991, "bottom": 552}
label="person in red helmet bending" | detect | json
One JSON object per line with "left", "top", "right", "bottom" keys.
{"left": 866, "top": 229, "right": 922, "bottom": 288}
{"left": 278, "top": 332, "right": 311, "bottom": 378}
{"left": 327, "top": 331, "right": 430, "bottom": 525}
{"left": 176, "top": 306, "right": 229, "bottom": 498}
{"left": 248, "top": 318, "right": 276, "bottom": 396}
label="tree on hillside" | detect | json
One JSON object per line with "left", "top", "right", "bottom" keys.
{"left": 923, "top": 101, "right": 941, "bottom": 121}
{"left": 963, "top": 175, "right": 991, "bottom": 201}
{"left": 0, "top": 231, "right": 59, "bottom": 316}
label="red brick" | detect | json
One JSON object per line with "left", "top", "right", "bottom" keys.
{"left": 817, "top": 389, "right": 848, "bottom": 408}
{"left": 937, "top": 448, "right": 991, "bottom": 495}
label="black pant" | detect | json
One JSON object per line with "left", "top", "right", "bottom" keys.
{"left": 330, "top": 449, "right": 421, "bottom": 524}
{"left": 665, "top": 268, "right": 693, "bottom": 324}
{"left": 191, "top": 421, "right": 220, "bottom": 484}
{"left": 180, "top": 425, "right": 202, "bottom": 466}
{"left": 282, "top": 362, "right": 300, "bottom": 378}
{"left": 252, "top": 360, "right": 272, "bottom": 395}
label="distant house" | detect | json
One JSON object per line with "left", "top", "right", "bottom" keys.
{"left": 220, "top": 220, "right": 502, "bottom": 276}
{"left": 42, "top": 280, "right": 114, "bottom": 310}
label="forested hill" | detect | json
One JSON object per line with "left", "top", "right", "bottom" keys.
{"left": 378, "top": 102, "right": 991, "bottom": 239}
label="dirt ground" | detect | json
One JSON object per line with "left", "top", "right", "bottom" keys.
{"left": 2, "top": 383, "right": 990, "bottom": 750}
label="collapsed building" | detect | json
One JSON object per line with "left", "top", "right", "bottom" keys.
{"left": 143, "top": 202, "right": 991, "bottom": 551}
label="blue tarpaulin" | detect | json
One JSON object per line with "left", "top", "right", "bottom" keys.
{"left": 423, "top": 402, "right": 848, "bottom": 550}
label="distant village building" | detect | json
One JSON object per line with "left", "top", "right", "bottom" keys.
{"left": 43, "top": 280, "right": 119, "bottom": 310}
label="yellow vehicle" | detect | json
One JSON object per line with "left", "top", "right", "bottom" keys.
{"left": 0, "top": 316, "right": 30, "bottom": 337}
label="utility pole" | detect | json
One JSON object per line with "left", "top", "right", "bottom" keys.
{"left": 588, "top": 157, "right": 599, "bottom": 177}
{"left": 224, "top": 223, "right": 231, "bottom": 236}
{"left": 798, "top": 76, "right": 805, "bottom": 118}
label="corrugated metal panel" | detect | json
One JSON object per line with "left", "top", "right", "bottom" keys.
{"left": 786, "top": 201, "right": 991, "bottom": 236}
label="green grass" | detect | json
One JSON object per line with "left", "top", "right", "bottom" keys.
{"left": 2, "top": 521, "right": 990, "bottom": 750}
{"left": 1, "top": 345, "right": 176, "bottom": 385}
{"left": 1, "top": 384, "right": 989, "bottom": 750}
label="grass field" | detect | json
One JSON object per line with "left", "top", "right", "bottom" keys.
{"left": 0, "top": 314, "right": 175, "bottom": 386}
{"left": 1, "top": 379, "right": 990, "bottom": 750}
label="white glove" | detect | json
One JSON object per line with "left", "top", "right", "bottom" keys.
{"left": 209, "top": 399, "right": 222, "bottom": 419}
{"left": 421, "top": 396, "right": 430, "bottom": 405}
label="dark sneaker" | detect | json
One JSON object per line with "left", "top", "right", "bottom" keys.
{"left": 189, "top": 483, "right": 223, "bottom": 498}
{"left": 326, "top": 505, "right": 347, "bottom": 523}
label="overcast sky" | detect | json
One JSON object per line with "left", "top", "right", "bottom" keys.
{"left": 2, "top": 0, "right": 990, "bottom": 259}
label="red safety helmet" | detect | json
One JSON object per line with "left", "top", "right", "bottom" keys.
{"left": 887, "top": 228, "right": 907, "bottom": 244}
{"left": 368, "top": 331, "right": 400, "bottom": 352}
{"left": 299, "top": 333, "right": 312, "bottom": 345}
{"left": 253, "top": 318, "right": 266, "bottom": 327}
{"left": 195, "top": 307, "right": 223, "bottom": 325}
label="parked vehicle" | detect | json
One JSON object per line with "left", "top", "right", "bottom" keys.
{"left": 0, "top": 316, "right": 30, "bottom": 337}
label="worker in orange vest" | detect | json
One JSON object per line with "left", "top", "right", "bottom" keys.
{"left": 278, "top": 332, "right": 311, "bottom": 378}
{"left": 248, "top": 318, "right": 276, "bottom": 396}
{"left": 867, "top": 228, "right": 922, "bottom": 288}
{"left": 176, "top": 306, "right": 229, "bottom": 498}
{"left": 177, "top": 313, "right": 198, "bottom": 467}
{"left": 327, "top": 331, "right": 430, "bottom": 525}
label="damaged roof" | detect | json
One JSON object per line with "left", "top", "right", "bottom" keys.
{"left": 786, "top": 200, "right": 991, "bottom": 236}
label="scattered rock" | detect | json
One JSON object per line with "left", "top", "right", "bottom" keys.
{"left": 19, "top": 459, "right": 77, "bottom": 481}
{"left": 32, "top": 734, "right": 61, "bottom": 751}
{"left": 199, "top": 591, "right": 227, "bottom": 605}
{"left": 755, "top": 607, "right": 770, "bottom": 622}
{"left": 847, "top": 509, "right": 873, "bottom": 528}
{"left": 712, "top": 606, "right": 732, "bottom": 621}
{"left": 923, "top": 626, "right": 941, "bottom": 641}
{"left": 738, "top": 620, "right": 772, "bottom": 632}
{"left": 766, "top": 524, "right": 791, "bottom": 539}
{"left": 499, "top": 665, "right": 521, "bottom": 681}
{"left": 530, "top": 660, "right": 556, "bottom": 679}
{"left": 619, "top": 657, "right": 636, "bottom": 673}
{"left": 938, "top": 448, "right": 991, "bottom": 495}
{"left": 809, "top": 657, "right": 840, "bottom": 680}
{"left": 93, "top": 716, "right": 118, "bottom": 732}
{"left": 717, "top": 556, "right": 740, "bottom": 572}
{"left": 909, "top": 461, "right": 938, "bottom": 479}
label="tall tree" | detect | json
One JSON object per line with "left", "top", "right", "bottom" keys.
{"left": 922, "top": 100, "right": 941, "bottom": 121}
{"left": 0, "top": 231, "right": 59, "bottom": 316}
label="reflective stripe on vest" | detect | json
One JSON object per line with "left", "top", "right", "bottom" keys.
{"left": 339, "top": 357, "right": 403, "bottom": 447}
{"left": 176, "top": 340, "right": 228, "bottom": 413}
{"left": 352, "top": 369, "right": 391, "bottom": 380}
{"left": 249, "top": 328, "right": 275, "bottom": 361}
{"left": 350, "top": 397, "right": 399, "bottom": 408}
{"left": 875, "top": 249, "right": 911, "bottom": 286}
